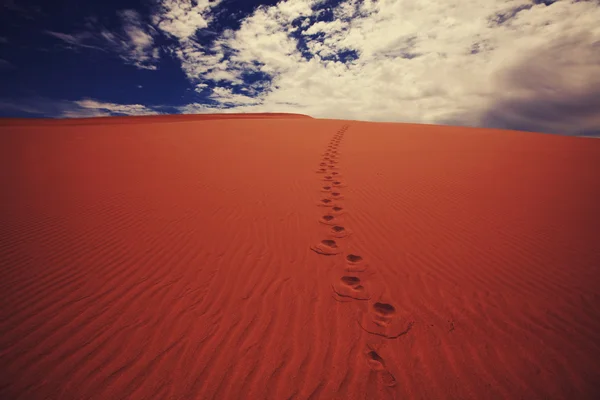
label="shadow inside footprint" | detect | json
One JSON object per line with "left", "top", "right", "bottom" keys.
{"left": 373, "top": 302, "right": 395, "bottom": 317}
{"left": 357, "top": 300, "right": 413, "bottom": 339}
{"left": 332, "top": 274, "right": 370, "bottom": 301}
{"left": 310, "top": 239, "right": 342, "bottom": 255}
{"left": 330, "top": 224, "right": 350, "bottom": 238}
{"left": 319, "top": 214, "right": 337, "bottom": 225}
{"left": 347, "top": 254, "right": 362, "bottom": 263}
{"left": 366, "top": 350, "right": 397, "bottom": 387}
{"left": 367, "top": 351, "right": 385, "bottom": 371}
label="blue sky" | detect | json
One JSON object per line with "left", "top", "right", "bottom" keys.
{"left": 0, "top": 0, "right": 599, "bottom": 136}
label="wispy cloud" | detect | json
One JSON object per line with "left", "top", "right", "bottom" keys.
{"left": 0, "top": 97, "right": 162, "bottom": 118}
{"left": 73, "top": 98, "right": 160, "bottom": 117}
{"left": 0, "top": 59, "right": 16, "bottom": 69}
{"left": 44, "top": 10, "right": 160, "bottom": 70}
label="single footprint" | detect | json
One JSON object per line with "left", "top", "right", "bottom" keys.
{"left": 323, "top": 175, "right": 334, "bottom": 181}
{"left": 341, "top": 276, "right": 362, "bottom": 289}
{"left": 373, "top": 303, "right": 396, "bottom": 326}
{"left": 331, "top": 172, "right": 340, "bottom": 176}
{"left": 318, "top": 198, "right": 335, "bottom": 207}
{"left": 330, "top": 225, "right": 350, "bottom": 238}
{"left": 332, "top": 181, "right": 346, "bottom": 187}
{"left": 321, "top": 186, "right": 332, "bottom": 191}
{"left": 310, "top": 239, "right": 342, "bottom": 255}
{"left": 316, "top": 168, "right": 327, "bottom": 173}
{"left": 320, "top": 162, "right": 327, "bottom": 166}
{"left": 330, "top": 192, "right": 341, "bottom": 197}
{"left": 331, "top": 206, "right": 344, "bottom": 214}
{"left": 332, "top": 275, "right": 369, "bottom": 301}
{"left": 319, "top": 214, "right": 337, "bottom": 225}
{"left": 366, "top": 349, "right": 397, "bottom": 387}
{"left": 345, "top": 253, "right": 368, "bottom": 272}
{"left": 347, "top": 254, "right": 363, "bottom": 263}
{"left": 358, "top": 300, "right": 413, "bottom": 339}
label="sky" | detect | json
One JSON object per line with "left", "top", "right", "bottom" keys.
{"left": 0, "top": 0, "right": 599, "bottom": 136}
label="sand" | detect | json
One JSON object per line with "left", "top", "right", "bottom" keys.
{"left": 1, "top": 114, "right": 599, "bottom": 400}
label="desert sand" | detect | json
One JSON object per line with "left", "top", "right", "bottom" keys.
{"left": 1, "top": 114, "right": 599, "bottom": 400}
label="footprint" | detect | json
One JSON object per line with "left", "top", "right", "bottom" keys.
{"left": 357, "top": 300, "right": 414, "bottom": 339}
{"left": 329, "top": 225, "right": 351, "bottom": 238}
{"left": 310, "top": 239, "right": 342, "bottom": 255}
{"left": 373, "top": 303, "right": 396, "bottom": 320}
{"left": 316, "top": 168, "right": 327, "bottom": 173}
{"left": 327, "top": 192, "right": 344, "bottom": 200}
{"left": 332, "top": 181, "right": 346, "bottom": 187}
{"left": 366, "top": 350, "right": 386, "bottom": 371}
{"left": 346, "top": 254, "right": 363, "bottom": 263}
{"left": 323, "top": 175, "right": 334, "bottom": 181}
{"left": 365, "top": 349, "right": 397, "bottom": 387}
{"left": 332, "top": 275, "right": 370, "bottom": 301}
{"left": 319, "top": 162, "right": 327, "bottom": 166}
{"left": 331, "top": 206, "right": 344, "bottom": 214}
{"left": 321, "top": 186, "right": 332, "bottom": 192}
{"left": 319, "top": 214, "right": 337, "bottom": 225}
{"left": 318, "top": 198, "right": 340, "bottom": 208}
{"left": 331, "top": 172, "right": 340, "bottom": 176}
{"left": 345, "top": 253, "right": 368, "bottom": 272}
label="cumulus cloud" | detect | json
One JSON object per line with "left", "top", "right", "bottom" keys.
{"left": 152, "top": 0, "right": 223, "bottom": 40}
{"left": 45, "top": 10, "right": 160, "bottom": 70}
{"left": 159, "top": 0, "right": 599, "bottom": 135}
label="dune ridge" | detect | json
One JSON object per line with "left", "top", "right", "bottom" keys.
{"left": 1, "top": 117, "right": 599, "bottom": 399}
{"left": 0, "top": 112, "right": 313, "bottom": 127}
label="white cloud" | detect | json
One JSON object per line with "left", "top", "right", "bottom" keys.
{"left": 44, "top": 10, "right": 159, "bottom": 70}
{"left": 167, "top": 0, "right": 599, "bottom": 134}
{"left": 153, "top": 0, "right": 223, "bottom": 40}
{"left": 0, "top": 97, "right": 162, "bottom": 118}
{"left": 74, "top": 99, "right": 160, "bottom": 116}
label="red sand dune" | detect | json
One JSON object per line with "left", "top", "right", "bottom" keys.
{"left": 1, "top": 114, "right": 599, "bottom": 400}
